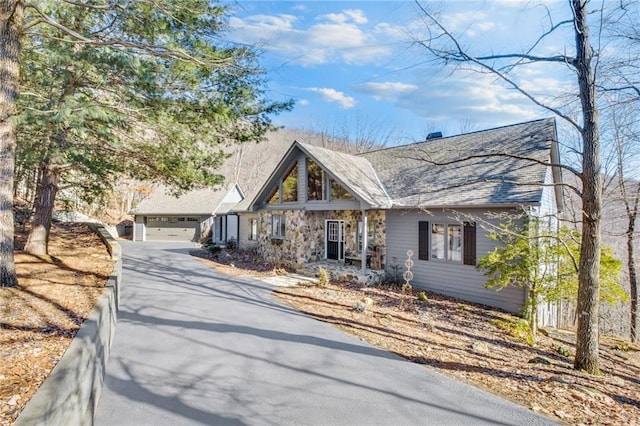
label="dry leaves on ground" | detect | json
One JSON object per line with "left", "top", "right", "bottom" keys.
{"left": 274, "top": 281, "right": 640, "bottom": 426}
{"left": 0, "top": 223, "right": 113, "bottom": 426}
{"left": 196, "top": 249, "right": 640, "bottom": 426}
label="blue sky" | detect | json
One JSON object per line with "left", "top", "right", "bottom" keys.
{"left": 226, "top": 1, "right": 575, "bottom": 143}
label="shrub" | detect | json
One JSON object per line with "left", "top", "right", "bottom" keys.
{"left": 317, "top": 267, "right": 330, "bottom": 287}
{"left": 417, "top": 291, "right": 428, "bottom": 302}
{"left": 226, "top": 237, "right": 237, "bottom": 250}
{"left": 207, "top": 245, "right": 222, "bottom": 255}
{"left": 491, "top": 317, "right": 534, "bottom": 347}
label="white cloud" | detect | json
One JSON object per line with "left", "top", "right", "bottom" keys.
{"left": 356, "top": 82, "right": 419, "bottom": 101}
{"left": 228, "top": 8, "right": 395, "bottom": 66}
{"left": 319, "top": 9, "right": 368, "bottom": 25}
{"left": 307, "top": 88, "right": 356, "bottom": 109}
{"left": 439, "top": 11, "right": 497, "bottom": 37}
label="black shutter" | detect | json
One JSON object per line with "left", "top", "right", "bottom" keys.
{"left": 463, "top": 222, "right": 476, "bottom": 265}
{"left": 418, "top": 221, "right": 429, "bottom": 261}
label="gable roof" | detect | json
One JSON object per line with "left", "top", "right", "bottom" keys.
{"left": 297, "top": 143, "right": 391, "bottom": 208}
{"left": 131, "top": 183, "right": 243, "bottom": 216}
{"left": 361, "top": 118, "right": 560, "bottom": 208}
{"left": 247, "top": 118, "right": 561, "bottom": 212}
{"left": 246, "top": 141, "right": 391, "bottom": 210}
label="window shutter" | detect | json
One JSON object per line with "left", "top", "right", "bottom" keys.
{"left": 463, "top": 222, "right": 476, "bottom": 265}
{"left": 418, "top": 221, "right": 429, "bottom": 261}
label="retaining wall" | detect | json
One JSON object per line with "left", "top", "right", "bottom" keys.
{"left": 14, "top": 223, "right": 121, "bottom": 426}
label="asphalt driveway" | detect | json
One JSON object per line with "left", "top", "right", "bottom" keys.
{"left": 95, "top": 241, "right": 555, "bottom": 425}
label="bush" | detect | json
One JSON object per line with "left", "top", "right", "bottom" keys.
{"left": 491, "top": 318, "right": 534, "bottom": 347}
{"left": 207, "top": 245, "right": 222, "bottom": 255}
{"left": 417, "top": 291, "right": 428, "bottom": 302}
{"left": 226, "top": 237, "right": 237, "bottom": 250}
{"left": 318, "top": 267, "right": 330, "bottom": 287}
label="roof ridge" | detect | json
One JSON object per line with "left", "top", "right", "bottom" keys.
{"left": 359, "top": 117, "right": 554, "bottom": 156}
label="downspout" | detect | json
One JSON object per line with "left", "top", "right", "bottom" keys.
{"left": 361, "top": 210, "right": 368, "bottom": 272}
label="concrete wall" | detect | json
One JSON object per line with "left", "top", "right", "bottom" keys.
{"left": 15, "top": 223, "right": 121, "bottom": 426}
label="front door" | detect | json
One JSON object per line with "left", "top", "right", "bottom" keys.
{"left": 326, "top": 220, "right": 344, "bottom": 260}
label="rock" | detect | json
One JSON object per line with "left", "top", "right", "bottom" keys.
{"left": 7, "top": 395, "right": 20, "bottom": 406}
{"left": 471, "top": 341, "right": 490, "bottom": 355}
{"left": 362, "top": 297, "right": 373, "bottom": 306}
{"left": 528, "top": 356, "right": 552, "bottom": 365}
{"left": 217, "top": 251, "right": 232, "bottom": 263}
{"left": 550, "top": 376, "right": 575, "bottom": 385}
{"left": 554, "top": 409, "right": 574, "bottom": 420}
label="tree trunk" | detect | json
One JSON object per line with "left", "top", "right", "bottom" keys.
{"left": 24, "top": 163, "right": 60, "bottom": 255}
{"left": 0, "top": 1, "right": 24, "bottom": 287}
{"left": 573, "top": 0, "right": 602, "bottom": 374}
{"left": 629, "top": 215, "right": 638, "bottom": 343}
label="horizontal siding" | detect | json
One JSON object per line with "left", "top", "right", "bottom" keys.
{"left": 385, "top": 209, "right": 526, "bottom": 313}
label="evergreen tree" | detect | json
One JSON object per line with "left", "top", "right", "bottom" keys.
{"left": 8, "top": 1, "right": 291, "bottom": 257}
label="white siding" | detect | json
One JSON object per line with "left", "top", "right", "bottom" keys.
{"left": 238, "top": 212, "right": 259, "bottom": 249}
{"left": 222, "top": 185, "right": 244, "bottom": 204}
{"left": 385, "top": 209, "right": 527, "bottom": 313}
{"left": 133, "top": 216, "right": 145, "bottom": 241}
{"left": 226, "top": 214, "right": 239, "bottom": 242}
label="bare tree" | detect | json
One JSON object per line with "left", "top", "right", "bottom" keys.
{"left": 411, "top": 0, "right": 632, "bottom": 373}
{"left": 610, "top": 101, "right": 640, "bottom": 342}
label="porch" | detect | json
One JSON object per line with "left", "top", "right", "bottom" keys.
{"left": 297, "top": 260, "right": 386, "bottom": 286}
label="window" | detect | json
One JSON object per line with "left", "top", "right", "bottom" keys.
{"left": 272, "top": 214, "right": 285, "bottom": 239}
{"left": 330, "top": 179, "right": 353, "bottom": 200}
{"left": 267, "top": 186, "right": 279, "bottom": 204}
{"left": 431, "top": 223, "right": 445, "bottom": 260}
{"left": 357, "top": 221, "right": 375, "bottom": 252}
{"left": 448, "top": 224, "right": 462, "bottom": 261}
{"left": 249, "top": 218, "right": 258, "bottom": 241}
{"left": 282, "top": 163, "right": 298, "bottom": 202}
{"left": 418, "top": 221, "right": 476, "bottom": 265}
{"left": 178, "top": 217, "right": 199, "bottom": 222}
{"left": 307, "top": 158, "right": 324, "bottom": 201}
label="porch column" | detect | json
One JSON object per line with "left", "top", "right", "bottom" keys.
{"left": 361, "top": 210, "right": 368, "bottom": 272}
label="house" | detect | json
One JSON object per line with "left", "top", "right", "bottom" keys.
{"left": 131, "top": 183, "right": 244, "bottom": 244}
{"left": 240, "top": 118, "right": 563, "bottom": 314}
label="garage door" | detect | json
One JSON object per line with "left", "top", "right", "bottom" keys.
{"left": 145, "top": 216, "right": 200, "bottom": 242}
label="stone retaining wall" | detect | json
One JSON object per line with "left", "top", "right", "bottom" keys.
{"left": 14, "top": 223, "right": 121, "bottom": 426}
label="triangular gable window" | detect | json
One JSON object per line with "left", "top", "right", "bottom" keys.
{"left": 330, "top": 179, "right": 353, "bottom": 200}
{"left": 307, "top": 158, "right": 324, "bottom": 201}
{"left": 282, "top": 163, "right": 298, "bottom": 202}
{"left": 266, "top": 162, "right": 298, "bottom": 204}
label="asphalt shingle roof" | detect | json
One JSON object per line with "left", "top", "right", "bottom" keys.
{"left": 132, "top": 185, "right": 235, "bottom": 216}
{"left": 360, "top": 118, "right": 557, "bottom": 208}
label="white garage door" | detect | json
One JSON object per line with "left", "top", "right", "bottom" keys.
{"left": 145, "top": 216, "right": 200, "bottom": 242}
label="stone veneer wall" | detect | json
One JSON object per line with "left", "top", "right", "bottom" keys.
{"left": 256, "top": 209, "right": 386, "bottom": 269}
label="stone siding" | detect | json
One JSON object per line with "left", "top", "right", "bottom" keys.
{"left": 256, "top": 209, "right": 386, "bottom": 269}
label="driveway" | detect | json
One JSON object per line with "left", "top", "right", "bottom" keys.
{"left": 95, "top": 241, "right": 555, "bottom": 426}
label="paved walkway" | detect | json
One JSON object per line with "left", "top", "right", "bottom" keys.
{"left": 95, "top": 242, "right": 556, "bottom": 425}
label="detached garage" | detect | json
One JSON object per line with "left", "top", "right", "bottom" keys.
{"left": 131, "top": 184, "right": 244, "bottom": 243}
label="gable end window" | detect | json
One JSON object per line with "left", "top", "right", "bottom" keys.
{"left": 418, "top": 220, "right": 476, "bottom": 265}
{"left": 272, "top": 214, "right": 285, "bottom": 239}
